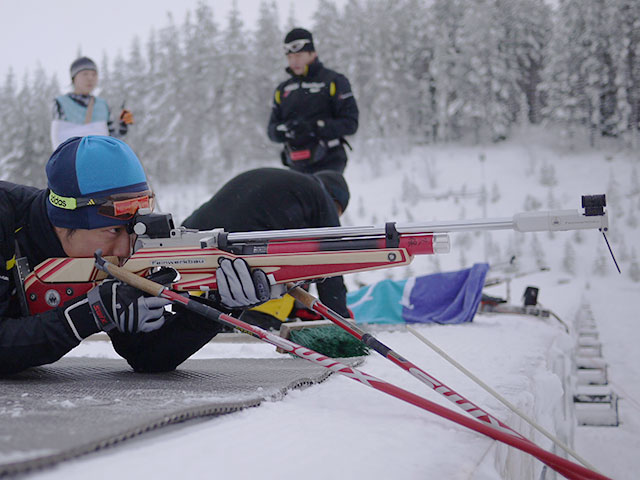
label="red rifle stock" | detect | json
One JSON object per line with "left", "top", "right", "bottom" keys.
{"left": 23, "top": 196, "right": 608, "bottom": 315}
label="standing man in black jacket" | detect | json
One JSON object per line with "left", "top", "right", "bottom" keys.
{"left": 182, "top": 167, "right": 351, "bottom": 330}
{"left": 0, "top": 136, "right": 271, "bottom": 375}
{"left": 267, "top": 28, "right": 359, "bottom": 174}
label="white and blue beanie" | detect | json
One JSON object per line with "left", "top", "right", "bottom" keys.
{"left": 46, "top": 136, "right": 149, "bottom": 229}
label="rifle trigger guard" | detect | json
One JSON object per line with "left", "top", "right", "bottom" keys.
{"left": 385, "top": 222, "right": 400, "bottom": 248}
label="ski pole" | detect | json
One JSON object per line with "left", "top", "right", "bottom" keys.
{"left": 287, "top": 285, "right": 525, "bottom": 436}
{"left": 406, "top": 325, "right": 599, "bottom": 473}
{"left": 93, "top": 254, "right": 608, "bottom": 480}
{"left": 286, "top": 285, "right": 604, "bottom": 480}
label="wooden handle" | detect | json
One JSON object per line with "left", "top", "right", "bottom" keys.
{"left": 286, "top": 283, "right": 315, "bottom": 309}
{"left": 103, "top": 261, "right": 165, "bottom": 297}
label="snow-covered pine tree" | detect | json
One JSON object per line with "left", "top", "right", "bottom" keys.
{"left": 181, "top": 3, "right": 223, "bottom": 178}
{"left": 508, "top": 0, "right": 552, "bottom": 125}
{"left": 457, "top": 0, "right": 520, "bottom": 142}
{"left": 607, "top": 166, "right": 624, "bottom": 219}
{"left": 217, "top": 4, "right": 254, "bottom": 172}
{"left": 284, "top": 2, "right": 298, "bottom": 32}
{"left": 491, "top": 182, "right": 501, "bottom": 203}
{"left": 530, "top": 234, "right": 547, "bottom": 269}
{"left": 539, "top": 163, "right": 558, "bottom": 187}
{"left": 428, "top": 0, "right": 466, "bottom": 142}
{"left": 251, "top": 1, "right": 283, "bottom": 164}
{"left": 562, "top": 239, "right": 577, "bottom": 275}
{"left": 609, "top": 1, "right": 640, "bottom": 148}
{"left": 0, "top": 69, "right": 18, "bottom": 179}
{"left": 401, "top": 173, "right": 421, "bottom": 204}
{"left": 3, "top": 68, "right": 58, "bottom": 186}
{"left": 543, "top": 0, "right": 617, "bottom": 146}
{"left": 626, "top": 199, "right": 638, "bottom": 229}
{"left": 628, "top": 248, "right": 640, "bottom": 282}
{"left": 311, "top": 0, "right": 346, "bottom": 70}
{"left": 149, "top": 13, "right": 186, "bottom": 181}
{"left": 523, "top": 194, "right": 542, "bottom": 211}
{"left": 629, "top": 164, "right": 640, "bottom": 196}
{"left": 591, "top": 244, "right": 609, "bottom": 276}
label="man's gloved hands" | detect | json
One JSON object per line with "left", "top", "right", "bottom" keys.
{"left": 119, "top": 109, "right": 134, "bottom": 125}
{"left": 277, "top": 119, "right": 316, "bottom": 146}
{"left": 286, "top": 119, "right": 313, "bottom": 139}
{"left": 216, "top": 258, "right": 272, "bottom": 309}
{"left": 87, "top": 279, "right": 170, "bottom": 334}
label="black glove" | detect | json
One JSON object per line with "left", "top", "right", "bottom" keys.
{"left": 283, "top": 120, "right": 316, "bottom": 146}
{"left": 87, "top": 279, "right": 171, "bottom": 333}
{"left": 215, "top": 258, "right": 272, "bottom": 309}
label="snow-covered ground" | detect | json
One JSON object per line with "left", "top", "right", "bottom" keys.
{"left": 33, "top": 128, "right": 639, "bottom": 479}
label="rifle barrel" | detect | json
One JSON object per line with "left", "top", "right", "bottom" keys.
{"left": 225, "top": 208, "right": 607, "bottom": 243}
{"left": 225, "top": 219, "right": 514, "bottom": 244}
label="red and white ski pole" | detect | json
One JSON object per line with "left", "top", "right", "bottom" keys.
{"left": 94, "top": 254, "right": 609, "bottom": 480}
{"left": 287, "top": 285, "right": 605, "bottom": 480}
{"left": 288, "top": 286, "right": 525, "bottom": 435}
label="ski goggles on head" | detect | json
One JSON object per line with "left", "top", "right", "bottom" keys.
{"left": 49, "top": 189, "right": 155, "bottom": 220}
{"left": 283, "top": 39, "right": 312, "bottom": 54}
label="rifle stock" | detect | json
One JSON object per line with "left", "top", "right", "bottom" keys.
{"left": 23, "top": 195, "right": 608, "bottom": 315}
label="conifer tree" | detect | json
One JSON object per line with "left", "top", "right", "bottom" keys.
{"left": 252, "top": 1, "right": 283, "bottom": 162}
{"left": 628, "top": 248, "right": 640, "bottom": 282}
{"left": 562, "top": 240, "right": 577, "bottom": 275}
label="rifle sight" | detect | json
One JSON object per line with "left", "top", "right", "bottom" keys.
{"left": 131, "top": 213, "right": 175, "bottom": 238}
{"left": 581, "top": 195, "right": 606, "bottom": 217}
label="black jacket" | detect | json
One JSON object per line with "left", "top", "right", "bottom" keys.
{"left": 182, "top": 168, "right": 349, "bottom": 316}
{"left": 267, "top": 59, "right": 359, "bottom": 173}
{"left": 0, "top": 182, "right": 221, "bottom": 375}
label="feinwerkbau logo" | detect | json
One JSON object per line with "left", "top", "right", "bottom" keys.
{"left": 151, "top": 259, "right": 206, "bottom": 266}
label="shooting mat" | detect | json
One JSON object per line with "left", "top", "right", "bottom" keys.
{"left": 0, "top": 356, "right": 360, "bottom": 476}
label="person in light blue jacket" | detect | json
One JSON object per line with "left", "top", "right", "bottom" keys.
{"left": 50, "top": 57, "right": 134, "bottom": 150}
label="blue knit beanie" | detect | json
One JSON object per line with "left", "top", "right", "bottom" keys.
{"left": 46, "top": 136, "right": 149, "bottom": 229}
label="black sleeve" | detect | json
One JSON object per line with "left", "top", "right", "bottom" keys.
{"left": 108, "top": 300, "right": 223, "bottom": 373}
{"left": 0, "top": 308, "right": 88, "bottom": 375}
{"left": 1, "top": 187, "right": 89, "bottom": 375}
{"left": 107, "top": 105, "right": 128, "bottom": 138}
{"left": 316, "top": 74, "right": 359, "bottom": 141}
{"left": 267, "top": 88, "right": 287, "bottom": 143}
{"left": 52, "top": 99, "right": 64, "bottom": 120}
{"left": 316, "top": 276, "right": 349, "bottom": 318}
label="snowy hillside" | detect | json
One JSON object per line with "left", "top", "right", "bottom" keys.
{"left": 35, "top": 128, "right": 639, "bottom": 480}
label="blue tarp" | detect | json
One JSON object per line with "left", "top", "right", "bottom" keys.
{"left": 347, "top": 263, "right": 490, "bottom": 325}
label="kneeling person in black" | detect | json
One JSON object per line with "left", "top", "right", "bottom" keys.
{"left": 182, "top": 168, "right": 351, "bottom": 328}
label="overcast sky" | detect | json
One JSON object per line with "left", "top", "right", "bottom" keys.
{"left": 0, "top": 0, "right": 338, "bottom": 87}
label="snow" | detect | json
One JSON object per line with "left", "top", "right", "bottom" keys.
{"left": 31, "top": 129, "right": 639, "bottom": 479}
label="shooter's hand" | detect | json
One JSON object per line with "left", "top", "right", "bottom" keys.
{"left": 215, "top": 258, "right": 272, "bottom": 309}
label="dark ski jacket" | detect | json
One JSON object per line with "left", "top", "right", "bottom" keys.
{"left": 182, "top": 168, "right": 350, "bottom": 317}
{"left": 0, "top": 181, "right": 221, "bottom": 375}
{"left": 267, "top": 59, "right": 359, "bottom": 174}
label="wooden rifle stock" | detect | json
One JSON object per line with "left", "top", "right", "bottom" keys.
{"left": 22, "top": 197, "right": 608, "bottom": 315}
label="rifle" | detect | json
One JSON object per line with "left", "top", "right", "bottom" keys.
{"left": 23, "top": 194, "right": 610, "bottom": 315}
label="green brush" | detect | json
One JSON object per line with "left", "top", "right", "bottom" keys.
{"left": 279, "top": 320, "right": 369, "bottom": 358}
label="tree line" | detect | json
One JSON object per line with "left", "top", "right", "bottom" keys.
{"left": 1, "top": 0, "right": 638, "bottom": 186}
